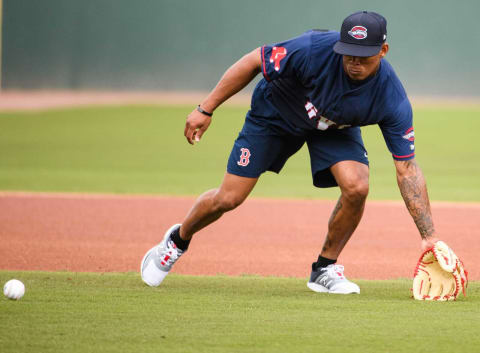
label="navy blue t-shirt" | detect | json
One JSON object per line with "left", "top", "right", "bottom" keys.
{"left": 250, "top": 30, "right": 415, "bottom": 160}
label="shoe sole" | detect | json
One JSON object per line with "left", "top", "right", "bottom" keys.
{"left": 140, "top": 223, "right": 181, "bottom": 287}
{"left": 307, "top": 282, "right": 360, "bottom": 294}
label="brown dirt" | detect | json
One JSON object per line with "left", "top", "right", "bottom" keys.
{"left": 0, "top": 192, "right": 478, "bottom": 280}
{"left": 0, "top": 91, "right": 479, "bottom": 112}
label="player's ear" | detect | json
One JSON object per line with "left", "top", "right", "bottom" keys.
{"left": 379, "top": 43, "right": 389, "bottom": 58}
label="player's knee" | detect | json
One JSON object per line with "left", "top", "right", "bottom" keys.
{"left": 341, "top": 178, "right": 369, "bottom": 205}
{"left": 212, "top": 190, "right": 245, "bottom": 212}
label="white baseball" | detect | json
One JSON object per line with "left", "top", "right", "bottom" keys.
{"left": 3, "top": 279, "right": 26, "bottom": 300}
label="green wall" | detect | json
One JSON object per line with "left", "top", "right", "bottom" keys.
{"left": 2, "top": 0, "right": 480, "bottom": 96}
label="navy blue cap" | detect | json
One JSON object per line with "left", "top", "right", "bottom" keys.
{"left": 333, "top": 11, "right": 387, "bottom": 57}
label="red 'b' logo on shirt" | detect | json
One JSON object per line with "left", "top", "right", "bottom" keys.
{"left": 269, "top": 46, "right": 287, "bottom": 71}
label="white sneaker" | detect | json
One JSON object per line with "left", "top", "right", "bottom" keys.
{"left": 307, "top": 264, "right": 360, "bottom": 294}
{"left": 141, "top": 224, "right": 184, "bottom": 287}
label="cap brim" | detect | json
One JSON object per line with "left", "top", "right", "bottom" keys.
{"left": 333, "top": 41, "right": 382, "bottom": 57}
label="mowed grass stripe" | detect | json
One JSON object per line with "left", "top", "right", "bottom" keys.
{"left": 0, "top": 105, "right": 479, "bottom": 201}
{"left": 1, "top": 271, "right": 479, "bottom": 353}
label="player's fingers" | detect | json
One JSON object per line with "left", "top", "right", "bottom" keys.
{"left": 184, "top": 124, "right": 195, "bottom": 145}
{"left": 184, "top": 118, "right": 200, "bottom": 145}
{"left": 184, "top": 110, "right": 198, "bottom": 145}
{"left": 184, "top": 121, "right": 189, "bottom": 138}
{"left": 192, "top": 129, "right": 200, "bottom": 143}
{"left": 184, "top": 109, "right": 211, "bottom": 144}
{"left": 195, "top": 126, "right": 208, "bottom": 142}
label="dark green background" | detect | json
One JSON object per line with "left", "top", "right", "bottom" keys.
{"left": 3, "top": 0, "right": 480, "bottom": 95}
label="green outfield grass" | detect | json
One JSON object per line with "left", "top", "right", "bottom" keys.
{"left": 1, "top": 271, "right": 478, "bottom": 353}
{"left": 0, "top": 104, "right": 479, "bottom": 201}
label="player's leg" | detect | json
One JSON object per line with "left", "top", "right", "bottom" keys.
{"left": 176, "top": 113, "right": 303, "bottom": 243}
{"left": 141, "top": 111, "right": 304, "bottom": 287}
{"left": 141, "top": 172, "right": 258, "bottom": 287}
{"left": 180, "top": 172, "right": 258, "bottom": 240}
{"left": 305, "top": 127, "right": 369, "bottom": 294}
{"left": 319, "top": 160, "right": 369, "bottom": 260}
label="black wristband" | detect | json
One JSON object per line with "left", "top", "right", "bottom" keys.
{"left": 197, "top": 105, "right": 213, "bottom": 117}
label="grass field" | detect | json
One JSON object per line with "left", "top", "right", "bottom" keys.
{"left": 1, "top": 104, "right": 479, "bottom": 353}
{"left": 1, "top": 104, "right": 480, "bottom": 200}
{"left": 1, "top": 271, "right": 479, "bottom": 353}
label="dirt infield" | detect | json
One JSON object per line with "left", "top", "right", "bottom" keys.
{"left": 0, "top": 192, "right": 478, "bottom": 280}
{"left": 1, "top": 91, "right": 479, "bottom": 111}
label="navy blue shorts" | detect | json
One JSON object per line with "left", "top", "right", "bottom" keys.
{"left": 227, "top": 112, "right": 369, "bottom": 188}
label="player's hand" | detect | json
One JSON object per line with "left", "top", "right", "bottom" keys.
{"left": 421, "top": 236, "right": 440, "bottom": 251}
{"left": 412, "top": 240, "right": 468, "bottom": 301}
{"left": 184, "top": 109, "right": 212, "bottom": 145}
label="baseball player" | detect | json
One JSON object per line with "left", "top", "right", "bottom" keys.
{"left": 141, "top": 11, "right": 449, "bottom": 294}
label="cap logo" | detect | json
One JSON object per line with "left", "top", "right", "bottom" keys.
{"left": 348, "top": 26, "right": 367, "bottom": 40}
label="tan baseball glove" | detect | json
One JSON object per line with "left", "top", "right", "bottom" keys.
{"left": 412, "top": 241, "right": 468, "bottom": 301}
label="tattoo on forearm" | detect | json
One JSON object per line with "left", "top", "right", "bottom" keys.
{"left": 397, "top": 160, "right": 435, "bottom": 238}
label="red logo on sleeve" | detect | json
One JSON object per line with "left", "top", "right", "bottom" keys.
{"left": 269, "top": 46, "right": 287, "bottom": 71}
{"left": 402, "top": 127, "right": 415, "bottom": 141}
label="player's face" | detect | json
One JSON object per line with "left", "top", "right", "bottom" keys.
{"left": 343, "top": 43, "right": 389, "bottom": 81}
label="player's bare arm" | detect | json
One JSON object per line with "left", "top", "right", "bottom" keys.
{"left": 394, "top": 158, "right": 439, "bottom": 249}
{"left": 184, "top": 47, "right": 262, "bottom": 144}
